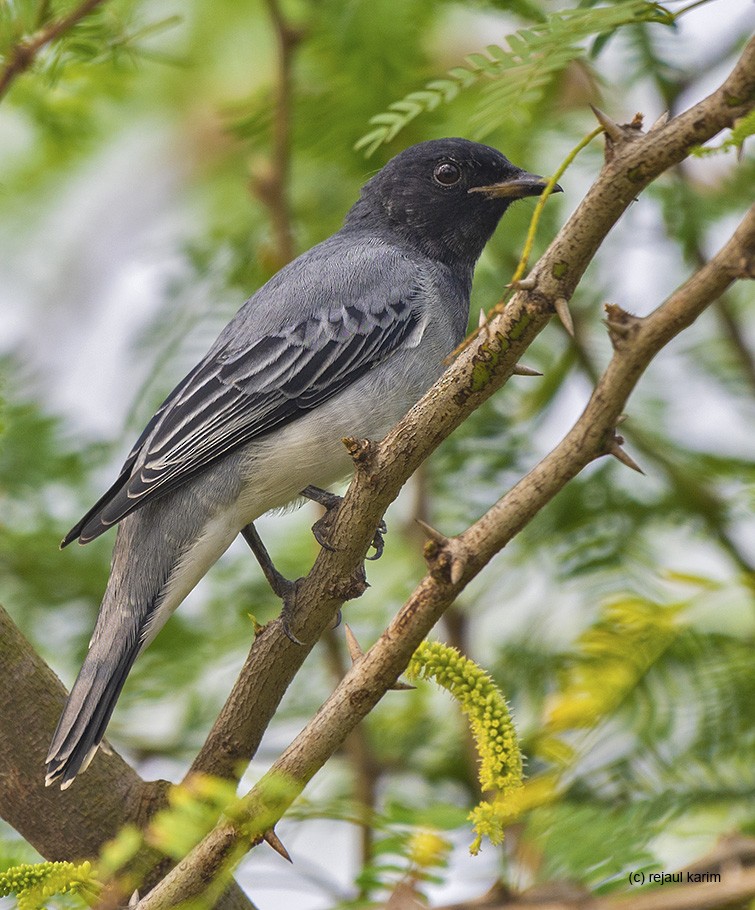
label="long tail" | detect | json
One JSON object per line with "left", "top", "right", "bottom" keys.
{"left": 45, "top": 637, "right": 140, "bottom": 790}
{"left": 47, "top": 464, "right": 246, "bottom": 789}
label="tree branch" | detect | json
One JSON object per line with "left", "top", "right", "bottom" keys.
{"left": 184, "top": 34, "right": 755, "bottom": 792}
{"left": 0, "top": 0, "right": 109, "bottom": 102}
{"left": 569, "top": 322, "right": 755, "bottom": 576}
{"left": 249, "top": 0, "right": 301, "bottom": 268}
{"left": 133, "top": 132, "right": 755, "bottom": 910}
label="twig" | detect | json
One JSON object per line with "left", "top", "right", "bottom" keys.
{"left": 633, "top": 24, "right": 755, "bottom": 395}
{"left": 714, "top": 296, "right": 755, "bottom": 393}
{"left": 452, "top": 125, "right": 600, "bottom": 360}
{"left": 0, "top": 0, "right": 109, "bottom": 102}
{"left": 250, "top": 0, "right": 300, "bottom": 266}
{"left": 568, "top": 319, "right": 755, "bottom": 576}
{"left": 510, "top": 125, "right": 603, "bottom": 286}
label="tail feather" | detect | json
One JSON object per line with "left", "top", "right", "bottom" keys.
{"left": 50, "top": 463, "right": 244, "bottom": 789}
{"left": 45, "top": 642, "right": 139, "bottom": 789}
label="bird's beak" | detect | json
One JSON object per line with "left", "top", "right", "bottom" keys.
{"left": 469, "top": 172, "right": 563, "bottom": 199}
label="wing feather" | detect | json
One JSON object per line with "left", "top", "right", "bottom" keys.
{"left": 69, "top": 278, "right": 423, "bottom": 544}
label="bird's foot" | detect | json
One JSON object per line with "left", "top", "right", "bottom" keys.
{"left": 279, "top": 592, "right": 305, "bottom": 646}
{"left": 301, "top": 485, "right": 387, "bottom": 560}
{"left": 241, "top": 522, "right": 304, "bottom": 645}
{"left": 365, "top": 519, "right": 387, "bottom": 561}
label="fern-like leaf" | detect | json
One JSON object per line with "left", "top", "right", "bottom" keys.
{"left": 691, "top": 108, "right": 755, "bottom": 156}
{"left": 356, "top": 1, "right": 673, "bottom": 155}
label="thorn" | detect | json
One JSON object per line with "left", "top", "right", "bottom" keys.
{"left": 450, "top": 555, "right": 465, "bottom": 585}
{"left": 416, "top": 519, "right": 467, "bottom": 586}
{"left": 248, "top": 613, "right": 264, "bottom": 635}
{"left": 344, "top": 623, "right": 364, "bottom": 662}
{"left": 509, "top": 276, "right": 536, "bottom": 291}
{"left": 650, "top": 110, "right": 669, "bottom": 132}
{"left": 609, "top": 442, "right": 645, "bottom": 475}
{"left": 616, "top": 413, "right": 628, "bottom": 426}
{"left": 512, "top": 363, "right": 543, "bottom": 377}
{"left": 554, "top": 297, "right": 575, "bottom": 337}
{"left": 415, "top": 518, "right": 448, "bottom": 545}
{"left": 477, "top": 308, "right": 494, "bottom": 342}
{"left": 390, "top": 679, "right": 416, "bottom": 692}
{"left": 264, "top": 828, "right": 293, "bottom": 863}
{"left": 589, "top": 104, "right": 625, "bottom": 143}
{"left": 129, "top": 891, "right": 140, "bottom": 909}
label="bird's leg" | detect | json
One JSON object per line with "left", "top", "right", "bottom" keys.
{"left": 240, "top": 522, "right": 303, "bottom": 645}
{"left": 300, "top": 484, "right": 387, "bottom": 560}
{"left": 240, "top": 522, "right": 292, "bottom": 599}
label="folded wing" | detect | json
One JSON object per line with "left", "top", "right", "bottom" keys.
{"left": 63, "top": 254, "right": 423, "bottom": 546}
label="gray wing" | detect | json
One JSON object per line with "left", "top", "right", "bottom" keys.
{"left": 64, "top": 272, "right": 423, "bottom": 545}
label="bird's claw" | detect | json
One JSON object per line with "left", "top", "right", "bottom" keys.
{"left": 277, "top": 578, "right": 307, "bottom": 645}
{"left": 301, "top": 485, "right": 387, "bottom": 560}
{"left": 280, "top": 609, "right": 305, "bottom": 646}
{"left": 311, "top": 510, "right": 338, "bottom": 552}
{"left": 365, "top": 519, "right": 387, "bottom": 560}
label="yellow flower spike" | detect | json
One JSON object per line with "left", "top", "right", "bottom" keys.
{"left": 407, "top": 640, "right": 523, "bottom": 854}
{"left": 0, "top": 861, "right": 98, "bottom": 910}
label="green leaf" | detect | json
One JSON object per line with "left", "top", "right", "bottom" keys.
{"left": 356, "top": 0, "right": 674, "bottom": 153}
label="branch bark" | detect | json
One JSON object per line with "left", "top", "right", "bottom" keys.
{"left": 0, "top": 0, "right": 108, "bottom": 102}
{"left": 132, "top": 35, "right": 755, "bottom": 909}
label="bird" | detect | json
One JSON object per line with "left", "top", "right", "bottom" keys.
{"left": 46, "top": 137, "right": 561, "bottom": 789}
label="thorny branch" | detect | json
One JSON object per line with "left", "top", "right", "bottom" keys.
{"left": 184, "top": 31, "right": 755, "bottom": 792}
{"left": 0, "top": 0, "right": 108, "bottom": 101}
{"left": 133, "top": 36, "right": 755, "bottom": 910}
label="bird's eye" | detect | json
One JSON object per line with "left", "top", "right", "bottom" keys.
{"left": 433, "top": 161, "right": 462, "bottom": 186}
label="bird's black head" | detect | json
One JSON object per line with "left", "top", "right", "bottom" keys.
{"left": 344, "top": 138, "right": 560, "bottom": 267}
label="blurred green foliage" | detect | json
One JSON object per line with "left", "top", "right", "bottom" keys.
{"left": 1, "top": 0, "right": 754, "bottom": 906}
